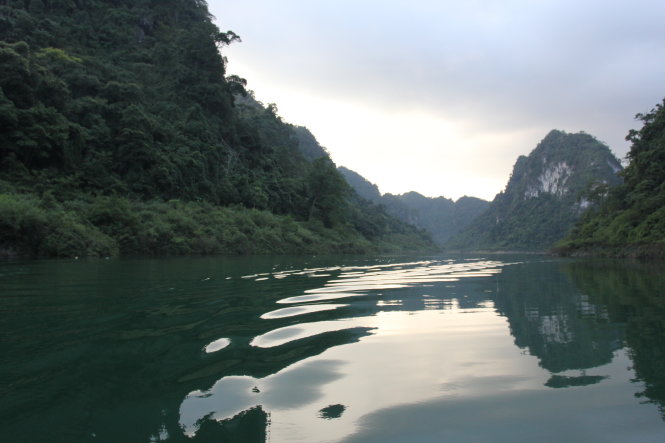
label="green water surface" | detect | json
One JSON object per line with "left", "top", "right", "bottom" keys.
{"left": 2, "top": 255, "right": 665, "bottom": 442}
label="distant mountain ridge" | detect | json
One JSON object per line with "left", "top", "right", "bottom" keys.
{"left": 446, "top": 130, "right": 623, "bottom": 251}
{"left": 338, "top": 167, "right": 489, "bottom": 244}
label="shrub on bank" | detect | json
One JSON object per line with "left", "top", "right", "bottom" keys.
{"left": 0, "top": 192, "right": 429, "bottom": 258}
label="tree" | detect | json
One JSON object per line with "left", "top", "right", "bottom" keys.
{"left": 306, "top": 158, "right": 349, "bottom": 227}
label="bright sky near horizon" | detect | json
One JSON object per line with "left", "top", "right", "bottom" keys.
{"left": 207, "top": 0, "right": 665, "bottom": 201}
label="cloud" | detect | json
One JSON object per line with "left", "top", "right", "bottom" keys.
{"left": 209, "top": 0, "right": 665, "bottom": 199}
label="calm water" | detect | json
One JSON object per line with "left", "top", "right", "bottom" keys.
{"left": 2, "top": 254, "right": 665, "bottom": 442}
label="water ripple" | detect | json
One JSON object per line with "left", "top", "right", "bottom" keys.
{"left": 251, "top": 320, "right": 377, "bottom": 348}
{"left": 272, "top": 259, "right": 506, "bottom": 306}
{"left": 253, "top": 259, "right": 509, "bottom": 349}
{"left": 203, "top": 337, "right": 231, "bottom": 353}
{"left": 261, "top": 304, "right": 348, "bottom": 319}
{"left": 179, "top": 257, "right": 525, "bottom": 439}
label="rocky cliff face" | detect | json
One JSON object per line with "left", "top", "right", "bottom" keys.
{"left": 524, "top": 161, "right": 572, "bottom": 198}
{"left": 446, "top": 130, "right": 623, "bottom": 251}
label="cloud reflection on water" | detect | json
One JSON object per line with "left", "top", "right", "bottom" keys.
{"left": 181, "top": 258, "right": 513, "bottom": 438}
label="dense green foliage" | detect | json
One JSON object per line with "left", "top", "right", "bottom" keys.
{"left": 0, "top": 0, "right": 326, "bottom": 212}
{"left": 0, "top": 191, "right": 435, "bottom": 257}
{"left": 557, "top": 100, "right": 665, "bottom": 257}
{"left": 338, "top": 167, "right": 488, "bottom": 244}
{"left": 447, "top": 130, "right": 623, "bottom": 251}
{"left": 0, "top": 0, "right": 434, "bottom": 257}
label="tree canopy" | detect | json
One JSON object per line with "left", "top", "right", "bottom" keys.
{"left": 0, "top": 0, "right": 435, "bottom": 257}
{"left": 557, "top": 99, "right": 665, "bottom": 258}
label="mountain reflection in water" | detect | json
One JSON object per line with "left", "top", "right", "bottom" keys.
{"left": 2, "top": 255, "right": 665, "bottom": 442}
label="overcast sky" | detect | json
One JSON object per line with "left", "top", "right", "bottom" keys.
{"left": 207, "top": 0, "right": 665, "bottom": 201}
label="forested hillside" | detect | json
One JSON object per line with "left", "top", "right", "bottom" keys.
{"left": 446, "top": 130, "right": 623, "bottom": 251}
{"left": 338, "top": 167, "right": 488, "bottom": 244}
{"left": 0, "top": 0, "right": 434, "bottom": 257}
{"left": 556, "top": 99, "right": 665, "bottom": 258}
{"left": 380, "top": 192, "right": 489, "bottom": 245}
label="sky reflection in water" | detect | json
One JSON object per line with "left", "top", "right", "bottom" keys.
{"left": 178, "top": 257, "right": 665, "bottom": 442}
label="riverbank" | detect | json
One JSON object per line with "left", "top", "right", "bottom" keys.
{"left": 551, "top": 242, "right": 665, "bottom": 260}
{"left": 0, "top": 192, "right": 436, "bottom": 259}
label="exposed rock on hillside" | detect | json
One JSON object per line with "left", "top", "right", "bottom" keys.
{"left": 446, "top": 130, "right": 623, "bottom": 251}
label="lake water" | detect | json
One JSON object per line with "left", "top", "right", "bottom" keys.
{"left": 2, "top": 254, "right": 665, "bottom": 442}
